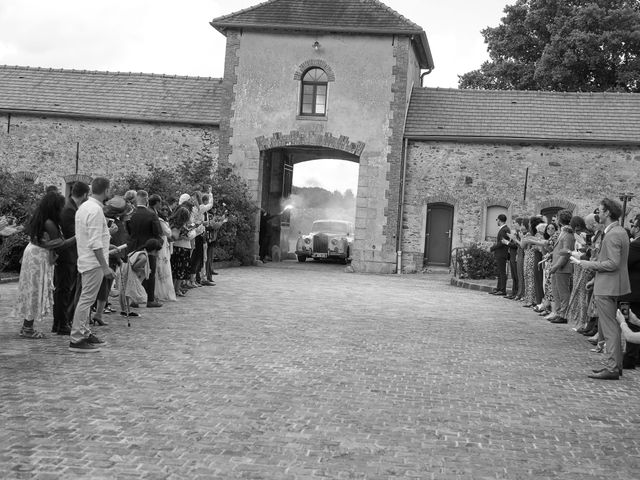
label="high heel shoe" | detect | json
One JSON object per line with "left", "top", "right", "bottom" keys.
{"left": 92, "top": 317, "right": 108, "bottom": 326}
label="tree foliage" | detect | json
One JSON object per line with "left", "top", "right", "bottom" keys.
{"left": 459, "top": 0, "right": 640, "bottom": 92}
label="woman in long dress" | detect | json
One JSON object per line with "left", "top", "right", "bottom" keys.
{"left": 565, "top": 216, "right": 593, "bottom": 331}
{"left": 154, "top": 205, "right": 177, "bottom": 302}
{"left": 15, "top": 192, "right": 74, "bottom": 338}
{"left": 521, "top": 217, "right": 545, "bottom": 308}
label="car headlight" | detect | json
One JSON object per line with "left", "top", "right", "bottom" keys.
{"left": 331, "top": 239, "right": 338, "bottom": 246}
{"left": 304, "top": 238, "right": 311, "bottom": 244}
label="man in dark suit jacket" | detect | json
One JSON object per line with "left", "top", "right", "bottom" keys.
{"left": 620, "top": 214, "right": 640, "bottom": 367}
{"left": 489, "top": 214, "right": 510, "bottom": 295}
{"left": 52, "top": 181, "right": 89, "bottom": 335}
{"left": 574, "top": 198, "right": 631, "bottom": 380}
{"left": 548, "top": 209, "right": 576, "bottom": 323}
{"left": 126, "top": 190, "right": 163, "bottom": 308}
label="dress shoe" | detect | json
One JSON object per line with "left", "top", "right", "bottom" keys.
{"left": 550, "top": 317, "right": 567, "bottom": 324}
{"left": 146, "top": 301, "right": 163, "bottom": 308}
{"left": 200, "top": 280, "right": 216, "bottom": 286}
{"left": 588, "top": 369, "right": 620, "bottom": 380}
{"left": 592, "top": 367, "right": 618, "bottom": 374}
{"left": 505, "top": 295, "right": 515, "bottom": 300}
{"left": 130, "top": 302, "right": 139, "bottom": 308}
{"left": 581, "top": 328, "right": 597, "bottom": 337}
{"left": 494, "top": 291, "right": 506, "bottom": 296}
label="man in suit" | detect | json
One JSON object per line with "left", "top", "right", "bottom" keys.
{"left": 620, "top": 214, "right": 640, "bottom": 368}
{"left": 572, "top": 198, "right": 631, "bottom": 380}
{"left": 489, "top": 214, "right": 510, "bottom": 296}
{"left": 127, "top": 190, "right": 163, "bottom": 308}
{"left": 504, "top": 217, "right": 521, "bottom": 299}
{"left": 547, "top": 209, "right": 575, "bottom": 323}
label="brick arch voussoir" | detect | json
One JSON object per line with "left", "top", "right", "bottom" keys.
{"left": 63, "top": 173, "right": 94, "bottom": 185}
{"left": 293, "top": 59, "right": 336, "bottom": 82}
{"left": 537, "top": 198, "right": 576, "bottom": 212}
{"left": 424, "top": 194, "right": 457, "bottom": 206}
{"left": 255, "top": 131, "right": 365, "bottom": 157}
{"left": 484, "top": 197, "right": 512, "bottom": 209}
{"left": 15, "top": 171, "right": 39, "bottom": 182}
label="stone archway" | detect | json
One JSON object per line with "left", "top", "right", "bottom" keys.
{"left": 254, "top": 131, "right": 365, "bottom": 263}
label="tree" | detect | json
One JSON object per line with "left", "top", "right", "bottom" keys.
{"left": 459, "top": 0, "right": 640, "bottom": 92}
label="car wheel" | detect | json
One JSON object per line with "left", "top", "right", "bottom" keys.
{"left": 296, "top": 255, "right": 307, "bottom": 263}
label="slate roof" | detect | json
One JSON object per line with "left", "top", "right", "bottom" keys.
{"left": 0, "top": 65, "right": 222, "bottom": 125}
{"left": 210, "top": 0, "right": 434, "bottom": 69}
{"left": 405, "top": 87, "right": 640, "bottom": 145}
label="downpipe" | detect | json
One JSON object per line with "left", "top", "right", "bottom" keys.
{"left": 396, "top": 137, "right": 409, "bottom": 275}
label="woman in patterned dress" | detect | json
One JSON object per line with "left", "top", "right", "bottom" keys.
{"left": 521, "top": 216, "right": 545, "bottom": 307}
{"left": 15, "top": 192, "right": 74, "bottom": 338}
{"left": 170, "top": 206, "right": 195, "bottom": 297}
{"left": 565, "top": 216, "right": 594, "bottom": 331}
{"left": 538, "top": 223, "right": 559, "bottom": 317}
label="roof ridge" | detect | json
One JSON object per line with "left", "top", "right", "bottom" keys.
{"left": 0, "top": 64, "right": 222, "bottom": 81}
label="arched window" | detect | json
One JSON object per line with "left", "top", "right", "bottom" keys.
{"left": 300, "top": 68, "right": 328, "bottom": 116}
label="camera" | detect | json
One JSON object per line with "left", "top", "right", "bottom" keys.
{"left": 620, "top": 302, "right": 630, "bottom": 322}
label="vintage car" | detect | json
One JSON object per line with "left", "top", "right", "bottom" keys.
{"left": 295, "top": 219, "right": 354, "bottom": 263}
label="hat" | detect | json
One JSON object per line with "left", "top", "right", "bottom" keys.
{"left": 104, "top": 196, "right": 134, "bottom": 217}
{"left": 179, "top": 193, "right": 191, "bottom": 205}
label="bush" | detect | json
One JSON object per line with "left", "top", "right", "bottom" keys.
{"left": 0, "top": 232, "right": 29, "bottom": 272}
{"left": 456, "top": 243, "right": 497, "bottom": 279}
{"left": 0, "top": 169, "right": 45, "bottom": 224}
{"left": 113, "top": 162, "right": 258, "bottom": 264}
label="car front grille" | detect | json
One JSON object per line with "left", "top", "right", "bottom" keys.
{"left": 313, "top": 234, "right": 328, "bottom": 253}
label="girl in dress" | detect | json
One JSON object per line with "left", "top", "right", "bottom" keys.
{"left": 15, "top": 192, "right": 74, "bottom": 338}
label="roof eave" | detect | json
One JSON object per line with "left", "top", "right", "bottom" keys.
{"left": 210, "top": 21, "right": 422, "bottom": 37}
{"left": 403, "top": 134, "right": 640, "bottom": 147}
{"left": 0, "top": 108, "right": 220, "bottom": 127}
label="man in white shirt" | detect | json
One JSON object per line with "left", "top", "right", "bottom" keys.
{"left": 69, "top": 177, "right": 114, "bottom": 353}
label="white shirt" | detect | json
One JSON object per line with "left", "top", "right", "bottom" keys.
{"left": 75, "top": 196, "right": 110, "bottom": 273}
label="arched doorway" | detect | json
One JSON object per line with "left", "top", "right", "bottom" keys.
{"left": 259, "top": 146, "right": 360, "bottom": 261}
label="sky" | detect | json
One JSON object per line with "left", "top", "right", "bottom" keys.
{"left": 0, "top": 0, "right": 513, "bottom": 193}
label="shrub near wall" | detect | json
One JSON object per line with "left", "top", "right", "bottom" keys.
{"left": 455, "top": 243, "right": 497, "bottom": 279}
{"left": 114, "top": 161, "right": 257, "bottom": 264}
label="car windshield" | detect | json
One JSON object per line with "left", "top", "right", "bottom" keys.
{"left": 312, "top": 221, "right": 350, "bottom": 234}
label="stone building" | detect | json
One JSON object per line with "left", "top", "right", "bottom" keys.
{"left": 1, "top": 0, "right": 639, "bottom": 273}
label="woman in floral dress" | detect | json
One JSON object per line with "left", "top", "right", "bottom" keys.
{"left": 15, "top": 192, "right": 74, "bottom": 338}
{"left": 565, "top": 216, "right": 593, "bottom": 330}
{"left": 521, "top": 216, "right": 545, "bottom": 307}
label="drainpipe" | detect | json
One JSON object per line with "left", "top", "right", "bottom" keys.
{"left": 420, "top": 69, "right": 433, "bottom": 87}
{"left": 396, "top": 136, "right": 409, "bottom": 275}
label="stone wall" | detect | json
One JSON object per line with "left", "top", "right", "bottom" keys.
{"left": 401, "top": 140, "right": 640, "bottom": 269}
{"left": 0, "top": 113, "right": 219, "bottom": 189}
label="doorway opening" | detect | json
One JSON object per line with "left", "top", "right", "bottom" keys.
{"left": 259, "top": 147, "right": 359, "bottom": 263}
{"left": 424, "top": 202, "right": 454, "bottom": 267}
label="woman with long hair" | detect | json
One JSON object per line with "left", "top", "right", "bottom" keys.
{"left": 565, "top": 215, "right": 594, "bottom": 331}
{"left": 14, "top": 191, "right": 75, "bottom": 338}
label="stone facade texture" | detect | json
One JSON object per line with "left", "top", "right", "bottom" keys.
{"left": 400, "top": 140, "right": 640, "bottom": 269}
{"left": 0, "top": 113, "right": 219, "bottom": 189}
{"left": 221, "top": 30, "right": 416, "bottom": 273}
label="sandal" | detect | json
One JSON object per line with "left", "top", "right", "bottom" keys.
{"left": 19, "top": 327, "right": 46, "bottom": 339}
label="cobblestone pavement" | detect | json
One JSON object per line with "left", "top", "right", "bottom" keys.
{"left": 1, "top": 262, "right": 640, "bottom": 479}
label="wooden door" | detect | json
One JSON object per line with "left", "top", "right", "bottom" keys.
{"left": 424, "top": 203, "right": 454, "bottom": 266}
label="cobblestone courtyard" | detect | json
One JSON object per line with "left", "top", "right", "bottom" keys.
{"left": 1, "top": 262, "right": 639, "bottom": 479}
